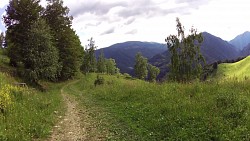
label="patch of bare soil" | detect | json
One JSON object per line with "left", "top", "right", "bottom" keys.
{"left": 48, "top": 88, "right": 86, "bottom": 141}
{"left": 47, "top": 81, "right": 108, "bottom": 141}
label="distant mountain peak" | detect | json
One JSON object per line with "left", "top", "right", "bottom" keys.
{"left": 229, "top": 31, "right": 250, "bottom": 51}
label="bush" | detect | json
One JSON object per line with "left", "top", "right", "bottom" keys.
{"left": 94, "top": 75, "right": 105, "bottom": 86}
{"left": 0, "top": 84, "right": 13, "bottom": 113}
{"left": 123, "top": 73, "right": 132, "bottom": 79}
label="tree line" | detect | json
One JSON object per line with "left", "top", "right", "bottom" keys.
{"left": 3, "top": 0, "right": 119, "bottom": 84}
{"left": 134, "top": 18, "right": 205, "bottom": 83}
{"left": 2, "top": 0, "right": 205, "bottom": 84}
{"left": 134, "top": 52, "right": 160, "bottom": 82}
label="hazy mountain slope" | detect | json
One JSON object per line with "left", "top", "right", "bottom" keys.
{"left": 229, "top": 31, "right": 250, "bottom": 51}
{"left": 201, "top": 32, "right": 239, "bottom": 63}
{"left": 95, "top": 41, "right": 167, "bottom": 74}
{"left": 241, "top": 43, "right": 250, "bottom": 56}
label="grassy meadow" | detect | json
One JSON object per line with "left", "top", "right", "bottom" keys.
{"left": 216, "top": 56, "right": 250, "bottom": 81}
{"left": 64, "top": 73, "right": 250, "bottom": 140}
{"left": 0, "top": 72, "right": 65, "bottom": 141}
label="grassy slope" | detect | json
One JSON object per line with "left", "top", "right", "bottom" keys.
{"left": 65, "top": 73, "right": 250, "bottom": 140}
{"left": 216, "top": 56, "right": 250, "bottom": 80}
{"left": 0, "top": 50, "right": 65, "bottom": 140}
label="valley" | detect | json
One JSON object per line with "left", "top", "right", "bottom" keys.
{"left": 96, "top": 32, "right": 250, "bottom": 78}
{"left": 1, "top": 0, "right": 250, "bottom": 140}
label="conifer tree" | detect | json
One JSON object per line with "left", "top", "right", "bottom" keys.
{"left": 43, "top": 0, "right": 83, "bottom": 79}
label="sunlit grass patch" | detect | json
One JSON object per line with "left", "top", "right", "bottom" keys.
{"left": 66, "top": 73, "right": 250, "bottom": 140}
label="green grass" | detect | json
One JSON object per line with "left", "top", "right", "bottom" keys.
{"left": 0, "top": 72, "right": 65, "bottom": 141}
{"left": 64, "top": 73, "right": 250, "bottom": 140}
{"left": 216, "top": 56, "right": 250, "bottom": 80}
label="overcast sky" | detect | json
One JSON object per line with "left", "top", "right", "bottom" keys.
{"left": 1, "top": 0, "right": 250, "bottom": 48}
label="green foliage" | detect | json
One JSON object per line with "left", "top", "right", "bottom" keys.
{"left": 147, "top": 64, "right": 160, "bottom": 82}
{"left": 57, "top": 28, "right": 84, "bottom": 80}
{"left": 134, "top": 52, "right": 148, "bottom": 80}
{"left": 22, "top": 18, "right": 60, "bottom": 82}
{"left": 106, "top": 58, "right": 118, "bottom": 75}
{"left": 65, "top": 74, "right": 250, "bottom": 140}
{"left": 96, "top": 50, "right": 119, "bottom": 75}
{"left": 166, "top": 18, "right": 205, "bottom": 82}
{"left": 4, "top": 0, "right": 84, "bottom": 81}
{"left": 4, "top": 0, "right": 43, "bottom": 67}
{"left": 0, "top": 84, "right": 13, "bottom": 113}
{"left": 44, "top": 0, "right": 83, "bottom": 80}
{"left": 97, "top": 50, "right": 107, "bottom": 73}
{"left": 81, "top": 38, "right": 97, "bottom": 73}
{"left": 94, "top": 75, "right": 105, "bottom": 86}
{"left": 123, "top": 73, "right": 132, "bottom": 79}
{"left": 0, "top": 72, "right": 64, "bottom": 140}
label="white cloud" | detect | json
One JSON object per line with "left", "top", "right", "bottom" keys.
{"left": 1, "top": 0, "right": 250, "bottom": 48}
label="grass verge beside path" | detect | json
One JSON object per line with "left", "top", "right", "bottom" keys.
{"left": 0, "top": 72, "right": 65, "bottom": 141}
{"left": 66, "top": 73, "right": 250, "bottom": 140}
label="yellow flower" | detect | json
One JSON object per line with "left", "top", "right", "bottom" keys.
{"left": 0, "top": 84, "right": 13, "bottom": 112}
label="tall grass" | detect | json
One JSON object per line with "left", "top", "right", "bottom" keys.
{"left": 66, "top": 73, "right": 250, "bottom": 140}
{"left": 0, "top": 73, "right": 65, "bottom": 140}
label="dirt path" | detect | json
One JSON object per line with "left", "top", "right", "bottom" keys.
{"left": 48, "top": 82, "right": 86, "bottom": 141}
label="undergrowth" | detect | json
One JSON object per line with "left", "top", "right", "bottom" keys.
{"left": 0, "top": 72, "right": 64, "bottom": 140}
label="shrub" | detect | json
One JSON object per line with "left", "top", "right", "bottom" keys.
{"left": 94, "top": 75, "right": 105, "bottom": 86}
{"left": 0, "top": 84, "right": 13, "bottom": 113}
{"left": 123, "top": 73, "right": 132, "bottom": 79}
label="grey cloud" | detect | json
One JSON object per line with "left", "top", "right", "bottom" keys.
{"left": 85, "top": 22, "right": 102, "bottom": 28}
{"left": 125, "top": 29, "right": 137, "bottom": 34}
{"left": 70, "top": 0, "right": 211, "bottom": 25}
{"left": 175, "top": 0, "right": 211, "bottom": 9}
{"left": 116, "top": 0, "right": 197, "bottom": 19}
{"left": 124, "top": 18, "right": 136, "bottom": 25}
{"left": 101, "top": 27, "right": 115, "bottom": 35}
{"left": 70, "top": 1, "right": 127, "bottom": 17}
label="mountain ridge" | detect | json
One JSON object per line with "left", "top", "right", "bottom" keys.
{"left": 229, "top": 31, "right": 250, "bottom": 51}
{"left": 95, "top": 41, "right": 167, "bottom": 74}
{"left": 96, "top": 32, "right": 241, "bottom": 78}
